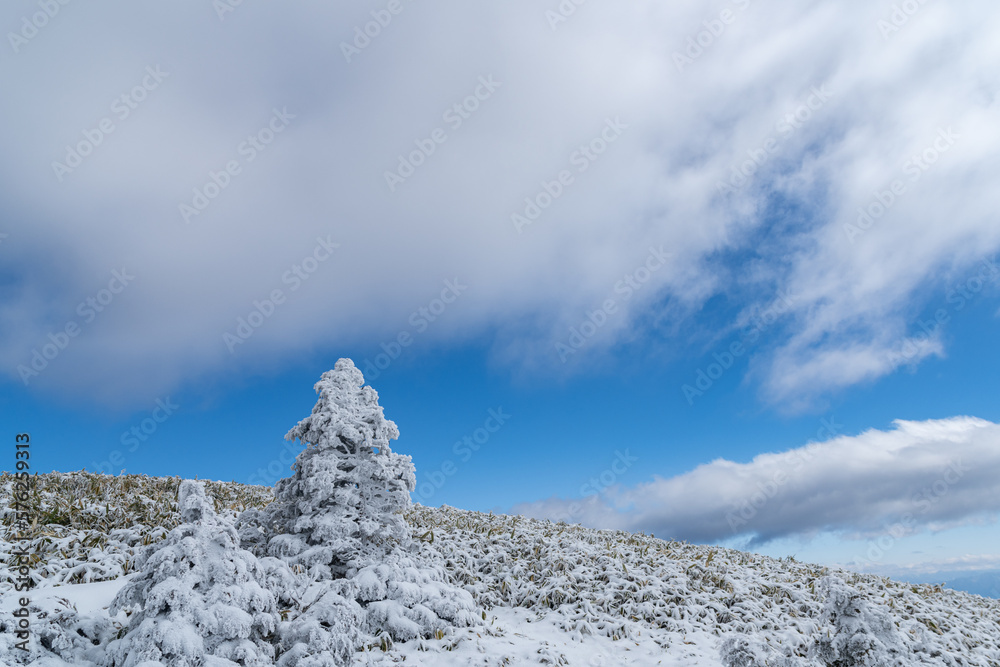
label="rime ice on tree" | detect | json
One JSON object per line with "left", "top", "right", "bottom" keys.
{"left": 263, "top": 358, "right": 415, "bottom": 578}
{"left": 103, "top": 480, "right": 280, "bottom": 667}
{"left": 249, "top": 359, "right": 476, "bottom": 662}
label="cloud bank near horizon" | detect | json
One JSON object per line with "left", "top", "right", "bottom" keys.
{"left": 513, "top": 416, "right": 1000, "bottom": 547}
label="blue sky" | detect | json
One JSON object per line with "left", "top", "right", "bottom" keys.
{"left": 2, "top": 1, "right": 999, "bottom": 593}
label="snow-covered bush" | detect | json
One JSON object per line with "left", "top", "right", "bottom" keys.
{"left": 811, "top": 575, "right": 907, "bottom": 667}
{"left": 720, "top": 635, "right": 806, "bottom": 667}
{"left": 244, "top": 359, "right": 477, "bottom": 661}
{"left": 0, "top": 595, "right": 114, "bottom": 666}
{"left": 103, "top": 480, "right": 281, "bottom": 667}
{"left": 273, "top": 586, "right": 360, "bottom": 667}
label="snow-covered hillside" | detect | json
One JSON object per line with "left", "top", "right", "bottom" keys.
{"left": 2, "top": 471, "right": 999, "bottom": 666}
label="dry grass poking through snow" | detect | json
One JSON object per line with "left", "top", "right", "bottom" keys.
{"left": 408, "top": 505, "right": 1000, "bottom": 664}
{"left": 0, "top": 471, "right": 273, "bottom": 587}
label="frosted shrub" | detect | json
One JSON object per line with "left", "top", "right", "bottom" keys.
{"left": 720, "top": 635, "right": 806, "bottom": 667}
{"left": 0, "top": 596, "right": 114, "bottom": 665}
{"left": 103, "top": 480, "right": 281, "bottom": 667}
{"left": 811, "top": 575, "right": 906, "bottom": 667}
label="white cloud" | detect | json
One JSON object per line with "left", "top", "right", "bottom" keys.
{"left": 1, "top": 2, "right": 999, "bottom": 407}
{"left": 850, "top": 554, "right": 1000, "bottom": 578}
{"left": 513, "top": 416, "right": 1000, "bottom": 545}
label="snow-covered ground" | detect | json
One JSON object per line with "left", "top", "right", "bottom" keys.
{"left": 360, "top": 605, "right": 722, "bottom": 665}
{"left": 0, "top": 574, "right": 733, "bottom": 665}
{"left": 4, "top": 582, "right": 713, "bottom": 666}
{"left": 3, "top": 472, "right": 1000, "bottom": 665}
{"left": 0, "top": 577, "right": 128, "bottom": 618}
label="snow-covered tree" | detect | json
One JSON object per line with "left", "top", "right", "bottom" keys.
{"left": 244, "top": 359, "right": 477, "bottom": 663}
{"left": 811, "top": 575, "right": 907, "bottom": 667}
{"left": 103, "top": 480, "right": 281, "bottom": 667}
{"left": 261, "top": 358, "right": 415, "bottom": 578}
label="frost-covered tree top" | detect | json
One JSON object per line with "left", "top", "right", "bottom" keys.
{"left": 265, "top": 359, "right": 416, "bottom": 578}
{"left": 286, "top": 357, "right": 401, "bottom": 455}
{"left": 178, "top": 475, "right": 215, "bottom": 523}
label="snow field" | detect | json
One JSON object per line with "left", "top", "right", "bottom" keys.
{"left": 3, "top": 471, "right": 1000, "bottom": 665}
